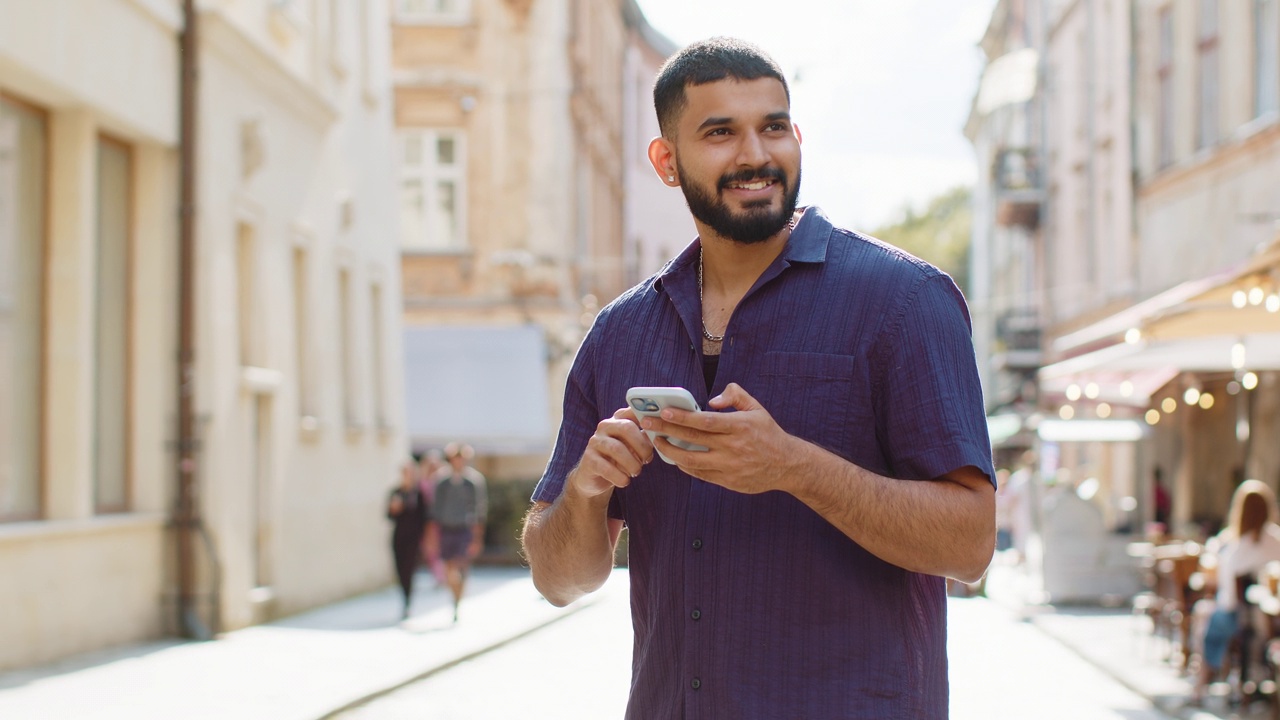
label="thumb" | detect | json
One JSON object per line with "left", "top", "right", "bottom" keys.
{"left": 708, "top": 382, "right": 761, "bottom": 411}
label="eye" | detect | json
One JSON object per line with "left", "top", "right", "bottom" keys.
{"left": 706, "top": 127, "right": 731, "bottom": 137}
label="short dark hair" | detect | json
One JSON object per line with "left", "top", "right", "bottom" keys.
{"left": 653, "top": 37, "right": 790, "bottom": 139}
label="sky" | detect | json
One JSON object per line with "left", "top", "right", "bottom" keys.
{"left": 632, "top": 0, "right": 999, "bottom": 232}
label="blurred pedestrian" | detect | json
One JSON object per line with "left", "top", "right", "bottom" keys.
{"left": 1190, "top": 479, "right": 1280, "bottom": 705}
{"left": 521, "top": 37, "right": 994, "bottom": 719}
{"left": 1153, "top": 466, "right": 1171, "bottom": 530}
{"left": 433, "top": 442, "right": 488, "bottom": 622}
{"left": 387, "top": 460, "right": 430, "bottom": 619}
{"left": 1005, "top": 451, "right": 1036, "bottom": 565}
{"left": 418, "top": 448, "right": 447, "bottom": 586}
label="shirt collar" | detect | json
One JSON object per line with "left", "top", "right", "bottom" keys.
{"left": 654, "top": 205, "right": 832, "bottom": 294}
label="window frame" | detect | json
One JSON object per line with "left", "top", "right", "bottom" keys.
{"left": 398, "top": 128, "right": 468, "bottom": 253}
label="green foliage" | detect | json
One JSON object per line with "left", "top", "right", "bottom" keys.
{"left": 475, "top": 478, "right": 628, "bottom": 568}
{"left": 871, "top": 186, "right": 973, "bottom": 296}
{"left": 478, "top": 478, "right": 540, "bottom": 566}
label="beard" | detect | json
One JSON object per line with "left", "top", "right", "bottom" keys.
{"left": 677, "top": 162, "right": 802, "bottom": 245}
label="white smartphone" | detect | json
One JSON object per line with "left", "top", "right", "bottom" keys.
{"left": 625, "top": 386, "right": 709, "bottom": 464}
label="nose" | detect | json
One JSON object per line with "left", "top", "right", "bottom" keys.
{"left": 736, "top": 130, "right": 770, "bottom": 168}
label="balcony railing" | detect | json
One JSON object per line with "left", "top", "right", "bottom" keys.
{"left": 994, "top": 147, "right": 1043, "bottom": 230}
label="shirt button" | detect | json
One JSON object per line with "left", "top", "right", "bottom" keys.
{"left": 691, "top": 609, "right": 701, "bottom": 620}
{"left": 691, "top": 678, "right": 702, "bottom": 690}
{"left": 692, "top": 538, "right": 703, "bottom": 550}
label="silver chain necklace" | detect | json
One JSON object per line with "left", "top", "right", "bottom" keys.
{"left": 698, "top": 248, "right": 726, "bottom": 342}
{"left": 698, "top": 215, "right": 798, "bottom": 344}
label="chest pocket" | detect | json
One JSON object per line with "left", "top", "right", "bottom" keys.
{"left": 756, "top": 351, "right": 867, "bottom": 457}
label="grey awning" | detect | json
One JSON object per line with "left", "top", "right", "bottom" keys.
{"left": 404, "top": 325, "right": 551, "bottom": 456}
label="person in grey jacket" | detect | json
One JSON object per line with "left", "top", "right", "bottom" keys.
{"left": 433, "top": 442, "right": 488, "bottom": 622}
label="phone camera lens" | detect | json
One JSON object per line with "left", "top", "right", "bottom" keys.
{"left": 630, "top": 398, "right": 647, "bottom": 410}
{"left": 643, "top": 401, "right": 659, "bottom": 412}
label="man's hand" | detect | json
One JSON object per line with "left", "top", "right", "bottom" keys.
{"left": 641, "top": 383, "right": 798, "bottom": 494}
{"left": 568, "top": 407, "right": 656, "bottom": 499}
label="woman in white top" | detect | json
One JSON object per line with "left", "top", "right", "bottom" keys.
{"left": 1192, "top": 479, "right": 1280, "bottom": 703}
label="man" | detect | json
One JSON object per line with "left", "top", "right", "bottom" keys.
{"left": 432, "top": 442, "right": 487, "bottom": 622}
{"left": 521, "top": 37, "right": 995, "bottom": 719}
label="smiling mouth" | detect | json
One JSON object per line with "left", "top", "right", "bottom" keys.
{"left": 724, "top": 178, "right": 777, "bottom": 191}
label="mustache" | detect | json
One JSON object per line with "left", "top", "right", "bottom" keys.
{"left": 717, "top": 167, "right": 786, "bottom": 190}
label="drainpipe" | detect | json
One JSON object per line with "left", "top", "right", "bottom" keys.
{"left": 177, "top": 0, "right": 207, "bottom": 640}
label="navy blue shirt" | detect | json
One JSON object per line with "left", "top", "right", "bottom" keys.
{"left": 533, "top": 207, "right": 995, "bottom": 719}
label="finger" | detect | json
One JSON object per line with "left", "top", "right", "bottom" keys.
{"left": 641, "top": 416, "right": 719, "bottom": 448}
{"left": 577, "top": 451, "right": 633, "bottom": 493}
{"left": 655, "top": 436, "right": 713, "bottom": 478}
{"left": 590, "top": 429, "right": 650, "bottom": 477}
{"left": 599, "top": 417, "right": 655, "bottom": 464}
{"left": 708, "top": 382, "right": 761, "bottom": 411}
{"left": 612, "top": 407, "right": 641, "bottom": 425}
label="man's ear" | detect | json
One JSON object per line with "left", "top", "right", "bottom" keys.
{"left": 647, "top": 137, "right": 679, "bottom": 186}
{"left": 793, "top": 122, "right": 803, "bottom": 145}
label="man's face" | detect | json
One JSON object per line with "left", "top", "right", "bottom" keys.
{"left": 671, "top": 77, "right": 801, "bottom": 245}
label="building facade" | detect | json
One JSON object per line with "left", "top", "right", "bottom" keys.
{"left": 1036, "top": 0, "right": 1143, "bottom": 532}
{"left": 621, "top": 0, "right": 695, "bottom": 289}
{"left": 1124, "top": 0, "right": 1280, "bottom": 531}
{"left": 966, "top": 0, "right": 1049, "bottom": 432}
{"left": 393, "top": 0, "right": 683, "bottom": 483}
{"left": 971, "top": 0, "right": 1280, "bottom": 546}
{"left": 0, "top": 0, "right": 406, "bottom": 671}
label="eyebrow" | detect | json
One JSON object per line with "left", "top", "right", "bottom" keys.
{"left": 695, "top": 111, "right": 792, "bottom": 133}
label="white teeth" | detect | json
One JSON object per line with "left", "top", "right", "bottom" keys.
{"left": 732, "top": 180, "right": 771, "bottom": 190}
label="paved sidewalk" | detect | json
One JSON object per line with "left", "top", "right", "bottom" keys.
{"left": 984, "top": 560, "right": 1273, "bottom": 720}
{"left": 6, "top": 557, "right": 1271, "bottom": 720}
{"left": 0, "top": 567, "right": 607, "bottom": 720}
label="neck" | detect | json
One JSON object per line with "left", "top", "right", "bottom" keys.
{"left": 698, "top": 224, "right": 793, "bottom": 296}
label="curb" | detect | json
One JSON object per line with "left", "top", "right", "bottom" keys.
{"left": 314, "top": 594, "right": 601, "bottom": 720}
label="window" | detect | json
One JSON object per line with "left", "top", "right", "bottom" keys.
{"left": 94, "top": 137, "right": 131, "bottom": 513}
{"left": 292, "top": 247, "right": 314, "bottom": 417}
{"left": 369, "top": 283, "right": 386, "bottom": 429}
{"left": 1197, "top": 0, "right": 1220, "bottom": 150}
{"left": 236, "top": 224, "right": 258, "bottom": 367}
{"left": 1258, "top": 0, "right": 1280, "bottom": 118}
{"left": 1158, "top": 7, "right": 1175, "bottom": 168}
{"left": 396, "top": 0, "right": 471, "bottom": 24}
{"left": 338, "top": 268, "right": 357, "bottom": 426}
{"left": 0, "top": 96, "right": 46, "bottom": 521}
{"left": 399, "top": 130, "right": 466, "bottom": 252}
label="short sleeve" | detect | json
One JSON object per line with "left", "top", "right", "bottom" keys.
{"left": 532, "top": 317, "right": 605, "bottom": 505}
{"left": 874, "top": 273, "right": 995, "bottom": 486}
{"left": 471, "top": 471, "right": 488, "bottom": 524}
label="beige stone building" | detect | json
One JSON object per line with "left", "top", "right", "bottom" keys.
{"left": 972, "top": 0, "right": 1280, "bottom": 541}
{"left": 1120, "top": 0, "right": 1280, "bottom": 531}
{"left": 622, "top": 0, "right": 696, "bottom": 287}
{"left": 0, "top": 0, "right": 405, "bottom": 671}
{"left": 1033, "top": 0, "right": 1143, "bottom": 531}
{"left": 393, "top": 0, "right": 682, "bottom": 482}
{"left": 966, "top": 0, "right": 1048, "bottom": 431}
